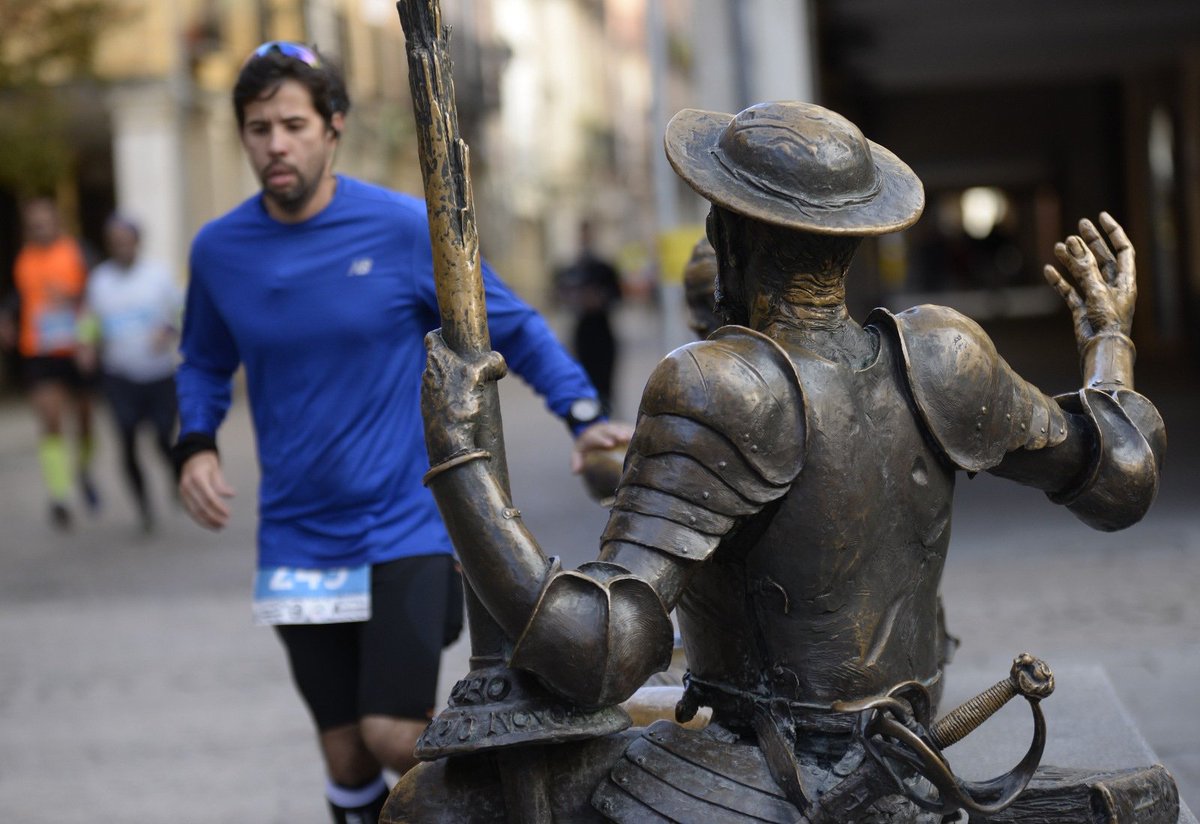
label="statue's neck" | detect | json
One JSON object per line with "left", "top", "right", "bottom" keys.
{"left": 750, "top": 272, "right": 874, "bottom": 364}
{"left": 749, "top": 269, "right": 848, "bottom": 329}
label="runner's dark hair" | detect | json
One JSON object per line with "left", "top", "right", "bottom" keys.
{"left": 233, "top": 46, "right": 350, "bottom": 133}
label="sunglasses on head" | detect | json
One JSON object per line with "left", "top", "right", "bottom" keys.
{"left": 244, "top": 41, "right": 321, "bottom": 68}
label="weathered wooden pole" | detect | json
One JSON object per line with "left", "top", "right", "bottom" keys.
{"left": 396, "top": 3, "right": 554, "bottom": 820}
{"left": 395, "top": 0, "right": 513, "bottom": 673}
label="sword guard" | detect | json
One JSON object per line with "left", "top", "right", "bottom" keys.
{"left": 850, "top": 658, "right": 1051, "bottom": 816}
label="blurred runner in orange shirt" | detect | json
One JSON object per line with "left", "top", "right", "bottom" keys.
{"left": 7, "top": 198, "right": 99, "bottom": 528}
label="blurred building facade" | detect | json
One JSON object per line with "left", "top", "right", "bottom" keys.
{"left": 0, "top": 0, "right": 674, "bottom": 293}
{"left": 2, "top": 0, "right": 1198, "bottom": 393}
{"left": 811, "top": 0, "right": 1200, "bottom": 362}
{"left": 664, "top": 0, "right": 1200, "bottom": 362}
{"left": 0, "top": 1, "right": 423, "bottom": 294}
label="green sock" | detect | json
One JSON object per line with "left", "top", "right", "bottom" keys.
{"left": 39, "top": 436, "right": 71, "bottom": 501}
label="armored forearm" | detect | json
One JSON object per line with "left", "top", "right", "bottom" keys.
{"left": 879, "top": 305, "right": 1164, "bottom": 531}
{"left": 509, "top": 558, "right": 675, "bottom": 708}
{"left": 423, "top": 455, "right": 553, "bottom": 635}
{"left": 989, "top": 385, "right": 1164, "bottom": 532}
{"left": 1082, "top": 331, "right": 1136, "bottom": 390}
{"left": 978, "top": 386, "right": 1164, "bottom": 538}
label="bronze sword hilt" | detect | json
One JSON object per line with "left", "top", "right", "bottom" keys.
{"left": 931, "top": 652, "right": 1054, "bottom": 749}
{"left": 819, "top": 654, "right": 1055, "bottom": 821}
{"left": 864, "top": 653, "right": 1053, "bottom": 816}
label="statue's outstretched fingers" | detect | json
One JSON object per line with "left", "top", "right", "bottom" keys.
{"left": 1098, "top": 212, "right": 1136, "bottom": 294}
{"left": 1079, "top": 218, "right": 1118, "bottom": 287}
{"left": 1061, "top": 236, "right": 1106, "bottom": 300}
{"left": 1043, "top": 263, "right": 1086, "bottom": 320}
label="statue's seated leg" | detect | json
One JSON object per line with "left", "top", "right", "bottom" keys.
{"left": 591, "top": 720, "right": 955, "bottom": 823}
{"left": 382, "top": 730, "right": 640, "bottom": 823}
{"left": 591, "top": 720, "right": 801, "bottom": 822}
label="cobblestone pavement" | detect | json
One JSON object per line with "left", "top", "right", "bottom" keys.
{"left": 0, "top": 304, "right": 1195, "bottom": 822}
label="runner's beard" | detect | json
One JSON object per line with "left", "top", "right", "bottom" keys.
{"left": 262, "top": 166, "right": 322, "bottom": 215}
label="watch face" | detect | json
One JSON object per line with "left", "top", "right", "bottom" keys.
{"left": 570, "top": 398, "right": 602, "bottom": 423}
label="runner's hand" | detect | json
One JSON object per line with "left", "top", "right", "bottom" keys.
{"left": 75, "top": 343, "right": 98, "bottom": 375}
{"left": 179, "top": 451, "right": 236, "bottom": 530}
{"left": 570, "top": 420, "right": 633, "bottom": 474}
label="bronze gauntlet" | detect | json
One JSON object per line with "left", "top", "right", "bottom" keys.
{"left": 510, "top": 559, "right": 675, "bottom": 709}
{"left": 1049, "top": 387, "right": 1165, "bottom": 531}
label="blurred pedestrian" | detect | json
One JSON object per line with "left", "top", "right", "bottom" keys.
{"left": 172, "top": 42, "right": 629, "bottom": 824}
{"left": 555, "top": 220, "right": 623, "bottom": 410}
{"left": 3, "top": 197, "right": 99, "bottom": 529}
{"left": 79, "top": 215, "right": 182, "bottom": 533}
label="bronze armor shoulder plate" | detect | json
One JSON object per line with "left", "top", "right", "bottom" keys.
{"left": 870, "top": 305, "right": 1068, "bottom": 472}
{"left": 638, "top": 326, "right": 807, "bottom": 483}
{"left": 604, "top": 326, "right": 806, "bottom": 561}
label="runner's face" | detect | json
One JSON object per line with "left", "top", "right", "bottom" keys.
{"left": 105, "top": 224, "right": 138, "bottom": 268}
{"left": 240, "top": 79, "right": 342, "bottom": 220}
{"left": 22, "top": 201, "right": 60, "bottom": 246}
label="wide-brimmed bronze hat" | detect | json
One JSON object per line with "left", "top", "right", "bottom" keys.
{"left": 665, "top": 101, "right": 924, "bottom": 235}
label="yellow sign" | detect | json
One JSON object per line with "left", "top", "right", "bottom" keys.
{"left": 658, "top": 224, "right": 706, "bottom": 286}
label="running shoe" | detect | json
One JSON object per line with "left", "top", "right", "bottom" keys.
{"left": 49, "top": 501, "right": 72, "bottom": 530}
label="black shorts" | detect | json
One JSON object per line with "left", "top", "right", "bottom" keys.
{"left": 102, "top": 373, "right": 177, "bottom": 435}
{"left": 274, "top": 553, "right": 465, "bottom": 730}
{"left": 22, "top": 355, "right": 89, "bottom": 390}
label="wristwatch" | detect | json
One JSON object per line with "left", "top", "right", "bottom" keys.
{"left": 566, "top": 397, "right": 604, "bottom": 431}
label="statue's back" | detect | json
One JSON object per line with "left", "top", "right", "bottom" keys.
{"left": 679, "top": 322, "right": 952, "bottom": 730}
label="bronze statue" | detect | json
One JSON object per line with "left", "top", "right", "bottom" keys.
{"left": 683, "top": 236, "right": 721, "bottom": 340}
{"left": 386, "top": 96, "right": 1173, "bottom": 823}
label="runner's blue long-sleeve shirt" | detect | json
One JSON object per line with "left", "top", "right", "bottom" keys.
{"left": 178, "top": 176, "right": 600, "bottom": 569}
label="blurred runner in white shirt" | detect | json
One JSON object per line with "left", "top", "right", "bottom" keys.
{"left": 81, "top": 215, "right": 182, "bottom": 532}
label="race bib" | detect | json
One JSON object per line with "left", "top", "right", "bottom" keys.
{"left": 101, "top": 307, "right": 156, "bottom": 340}
{"left": 252, "top": 564, "right": 371, "bottom": 625}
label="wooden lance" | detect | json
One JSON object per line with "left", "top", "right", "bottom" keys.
{"left": 396, "top": 3, "right": 555, "bottom": 820}
{"left": 396, "top": 0, "right": 512, "bottom": 669}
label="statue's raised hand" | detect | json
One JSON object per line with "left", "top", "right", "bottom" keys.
{"left": 421, "top": 330, "right": 508, "bottom": 465}
{"left": 1042, "top": 212, "right": 1137, "bottom": 389}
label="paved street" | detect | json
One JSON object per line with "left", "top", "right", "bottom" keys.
{"left": 0, "top": 303, "right": 1196, "bottom": 822}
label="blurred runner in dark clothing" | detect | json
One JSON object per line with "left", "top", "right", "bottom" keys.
{"left": 556, "top": 221, "right": 622, "bottom": 410}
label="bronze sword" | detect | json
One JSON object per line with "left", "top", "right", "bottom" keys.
{"left": 809, "top": 654, "right": 1055, "bottom": 822}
